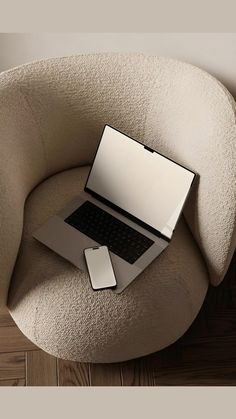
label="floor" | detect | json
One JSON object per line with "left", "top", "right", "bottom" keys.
{"left": 0, "top": 253, "right": 235, "bottom": 386}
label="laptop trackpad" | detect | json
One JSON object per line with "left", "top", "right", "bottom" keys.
{"left": 33, "top": 215, "right": 141, "bottom": 294}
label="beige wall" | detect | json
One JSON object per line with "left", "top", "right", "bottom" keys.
{"left": 0, "top": 33, "right": 235, "bottom": 98}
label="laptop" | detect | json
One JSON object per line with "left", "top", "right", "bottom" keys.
{"left": 33, "top": 124, "right": 196, "bottom": 293}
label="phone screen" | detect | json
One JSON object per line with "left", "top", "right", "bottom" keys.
{"left": 84, "top": 246, "right": 117, "bottom": 290}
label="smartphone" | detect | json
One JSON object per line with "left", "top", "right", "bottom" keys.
{"left": 84, "top": 246, "right": 117, "bottom": 290}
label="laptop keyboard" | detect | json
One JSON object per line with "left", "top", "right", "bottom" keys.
{"left": 64, "top": 201, "right": 154, "bottom": 264}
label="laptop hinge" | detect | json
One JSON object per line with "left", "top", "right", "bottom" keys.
{"left": 84, "top": 187, "right": 170, "bottom": 243}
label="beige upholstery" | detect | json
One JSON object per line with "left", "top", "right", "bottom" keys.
{"left": 8, "top": 166, "right": 208, "bottom": 362}
{"left": 0, "top": 54, "right": 235, "bottom": 362}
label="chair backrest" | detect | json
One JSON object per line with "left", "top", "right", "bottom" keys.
{"left": 0, "top": 54, "right": 235, "bottom": 307}
{"left": 141, "top": 56, "right": 236, "bottom": 286}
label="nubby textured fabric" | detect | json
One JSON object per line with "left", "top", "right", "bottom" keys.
{"left": 0, "top": 54, "right": 235, "bottom": 362}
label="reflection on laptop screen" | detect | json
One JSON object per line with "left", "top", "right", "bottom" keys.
{"left": 86, "top": 125, "right": 195, "bottom": 239}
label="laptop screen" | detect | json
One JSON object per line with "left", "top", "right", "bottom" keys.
{"left": 85, "top": 125, "right": 195, "bottom": 239}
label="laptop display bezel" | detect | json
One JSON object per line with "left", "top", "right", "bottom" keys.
{"left": 84, "top": 124, "right": 196, "bottom": 241}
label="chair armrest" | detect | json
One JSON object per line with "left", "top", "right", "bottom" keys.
{"left": 0, "top": 78, "right": 46, "bottom": 307}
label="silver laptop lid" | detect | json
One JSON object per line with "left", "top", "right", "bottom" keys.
{"left": 85, "top": 125, "right": 195, "bottom": 240}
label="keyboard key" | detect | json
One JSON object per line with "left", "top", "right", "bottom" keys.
{"left": 64, "top": 201, "right": 154, "bottom": 264}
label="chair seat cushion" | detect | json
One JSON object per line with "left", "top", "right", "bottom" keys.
{"left": 8, "top": 166, "right": 208, "bottom": 362}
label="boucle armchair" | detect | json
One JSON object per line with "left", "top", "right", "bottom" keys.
{"left": 0, "top": 54, "right": 235, "bottom": 363}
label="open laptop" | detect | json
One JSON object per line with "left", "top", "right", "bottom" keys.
{"left": 33, "top": 125, "right": 196, "bottom": 293}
